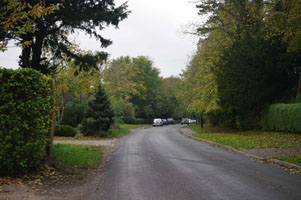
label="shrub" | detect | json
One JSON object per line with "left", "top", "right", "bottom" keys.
{"left": 55, "top": 125, "right": 77, "bottom": 137}
{"left": 122, "top": 117, "right": 152, "bottom": 124}
{"left": 81, "top": 117, "right": 97, "bottom": 136}
{"left": 62, "top": 99, "right": 89, "bottom": 127}
{"left": 206, "top": 110, "right": 236, "bottom": 128}
{"left": 262, "top": 103, "right": 301, "bottom": 133}
{"left": 0, "top": 68, "right": 55, "bottom": 174}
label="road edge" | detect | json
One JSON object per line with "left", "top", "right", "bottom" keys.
{"left": 179, "top": 127, "right": 301, "bottom": 172}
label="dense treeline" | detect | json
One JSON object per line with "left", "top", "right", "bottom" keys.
{"left": 179, "top": 0, "right": 301, "bottom": 129}
{"left": 103, "top": 56, "right": 183, "bottom": 122}
{"left": 53, "top": 55, "right": 183, "bottom": 129}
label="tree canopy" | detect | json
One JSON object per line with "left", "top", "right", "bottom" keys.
{"left": 179, "top": 0, "right": 301, "bottom": 128}
{"left": 0, "top": 0, "right": 129, "bottom": 74}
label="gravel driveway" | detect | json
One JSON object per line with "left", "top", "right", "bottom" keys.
{"left": 53, "top": 139, "right": 116, "bottom": 147}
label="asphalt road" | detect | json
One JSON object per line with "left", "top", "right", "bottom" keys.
{"left": 85, "top": 125, "right": 301, "bottom": 200}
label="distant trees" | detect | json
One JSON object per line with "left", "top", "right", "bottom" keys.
{"left": 103, "top": 56, "right": 182, "bottom": 122}
{"left": 180, "top": 0, "right": 301, "bottom": 129}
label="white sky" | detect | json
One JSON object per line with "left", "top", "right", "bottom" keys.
{"left": 0, "top": 0, "right": 200, "bottom": 78}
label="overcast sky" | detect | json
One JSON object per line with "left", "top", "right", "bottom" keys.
{"left": 0, "top": 0, "right": 200, "bottom": 78}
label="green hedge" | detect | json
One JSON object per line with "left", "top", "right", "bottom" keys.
{"left": 122, "top": 117, "right": 152, "bottom": 124}
{"left": 55, "top": 125, "right": 77, "bottom": 137}
{"left": 0, "top": 68, "right": 55, "bottom": 174}
{"left": 262, "top": 103, "right": 301, "bottom": 133}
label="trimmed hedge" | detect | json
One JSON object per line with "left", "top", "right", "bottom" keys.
{"left": 0, "top": 68, "right": 55, "bottom": 174}
{"left": 55, "top": 125, "right": 77, "bottom": 137}
{"left": 262, "top": 103, "right": 301, "bottom": 133}
{"left": 122, "top": 116, "right": 152, "bottom": 124}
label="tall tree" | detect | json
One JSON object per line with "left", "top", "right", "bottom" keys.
{"left": 103, "top": 56, "right": 163, "bottom": 119}
{"left": 81, "top": 84, "right": 114, "bottom": 136}
{"left": 181, "top": 0, "right": 300, "bottom": 128}
{"left": 0, "top": 0, "right": 129, "bottom": 74}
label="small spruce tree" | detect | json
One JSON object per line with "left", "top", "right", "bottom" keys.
{"left": 81, "top": 85, "right": 114, "bottom": 136}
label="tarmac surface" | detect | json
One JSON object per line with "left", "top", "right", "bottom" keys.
{"left": 84, "top": 125, "right": 301, "bottom": 200}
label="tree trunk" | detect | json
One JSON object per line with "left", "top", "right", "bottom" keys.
{"left": 200, "top": 114, "right": 204, "bottom": 128}
{"left": 47, "top": 112, "right": 56, "bottom": 156}
{"left": 20, "top": 34, "right": 32, "bottom": 68}
{"left": 32, "top": 29, "right": 45, "bottom": 72}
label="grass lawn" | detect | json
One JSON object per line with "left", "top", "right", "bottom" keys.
{"left": 277, "top": 155, "right": 301, "bottom": 166}
{"left": 188, "top": 125, "right": 301, "bottom": 149}
{"left": 52, "top": 144, "right": 103, "bottom": 169}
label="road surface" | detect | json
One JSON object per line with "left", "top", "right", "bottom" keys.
{"left": 85, "top": 125, "right": 301, "bottom": 200}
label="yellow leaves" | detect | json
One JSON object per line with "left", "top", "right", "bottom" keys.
{"left": 1, "top": 0, "right": 62, "bottom": 50}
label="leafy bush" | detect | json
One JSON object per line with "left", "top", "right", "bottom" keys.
{"left": 81, "top": 117, "right": 97, "bottom": 136}
{"left": 206, "top": 110, "right": 236, "bottom": 128}
{"left": 262, "top": 103, "right": 301, "bottom": 133}
{"left": 62, "top": 99, "right": 89, "bottom": 127}
{"left": 122, "top": 117, "right": 152, "bottom": 124}
{"left": 0, "top": 68, "right": 55, "bottom": 174}
{"left": 55, "top": 125, "right": 77, "bottom": 137}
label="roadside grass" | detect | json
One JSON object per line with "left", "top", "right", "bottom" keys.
{"left": 276, "top": 155, "right": 301, "bottom": 166}
{"left": 109, "top": 125, "right": 131, "bottom": 138}
{"left": 110, "top": 124, "right": 150, "bottom": 138}
{"left": 52, "top": 144, "right": 103, "bottom": 169}
{"left": 187, "top": 125, "right": 235, "bottom": 134}
{"left": 120, "top": 124, "right": 150, "bottom": 129}
{"left": 54, "top": 124, "right": 149, "bottom": 140}
{"left": 188, "top": 125, "right": 301, "bottom": 149}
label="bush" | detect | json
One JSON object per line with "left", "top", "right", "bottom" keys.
{"left": 81, "top": 117, "right": 97, "bottom": 136}
{"left": 55, "top": 125, "right": 77, "bottom": 137}
{"left": 122, "top": 117, "right": 152, "bottom": 124}
{"left": 262, "top": 103, "right": 301, "bottom": 133}
{"left": 0, "top": 68, "right": 55, "bottom": 174}
{"left": 62, "top": 100, "right": 89, "bottom": 127}
{"left": 206, "top": 110, "right": 236, "bottom": 128}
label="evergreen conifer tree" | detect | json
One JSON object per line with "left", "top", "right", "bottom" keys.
{"left": 81, "top": 84, "right": 114, "bottom": 136}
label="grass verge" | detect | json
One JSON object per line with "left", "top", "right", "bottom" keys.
{"left": 52, "top": 144, "right": 102, "bottom": 169}
{"left": 277, "top": 155, "right": 301, "bottom": 166}
{"left": 110, "top": 124, "right": 150, "bottom": 138}
{"left": 120, "top": 124, "right": 150, "bottom": 130}
{"left": 188, "top": 125, "right": 301, "bottom": 149}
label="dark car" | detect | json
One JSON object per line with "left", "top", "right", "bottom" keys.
{"left": 167, "top": 118, "right": 174, "bottom": 125}
{"left": 162, "top": 119, "right": 168, "bottom": 125}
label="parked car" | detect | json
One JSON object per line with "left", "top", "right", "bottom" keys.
{"left": 189, "top": 119, "right": 197, "bottom": 124}
{"left": 181, "top": 118, "right": 189, "bottom": 125}
{"left": 167, "top": 118, "right": 174, "bottom": 125}
{"left": 162, "top": 119, "right": 168, "bottom": 125}
{"left": 153, "top": 118, "right": 163, "bottom": 126}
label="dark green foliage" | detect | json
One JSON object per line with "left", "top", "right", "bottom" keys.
{"left": 216, "top": 36, "right": 297, "bottom": 129}
{"left": 1, "top": 0, "right": 129, "bottom": 74}
{"left": 206, "top": 110, "right": 236, "bottom": 128}
{"left": 130, "top": 56, "right": 162, "bottom": 119}
{"left": 262, "top": 103, "right": 301, "bottom": 133}
{"left": 62, "top": 99, "right": 89, "bottom": 127}
{"left": 122, "top": 117, "right": 152, "bottom": 124}
{"left": 81, "top": 85, "right": 114, "bottom": 136}
{"left": 55, "top": 125, "right": 77, "bottom": 137}
{"left": 0, "top": 68, "right": 55, "bottom": 174}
